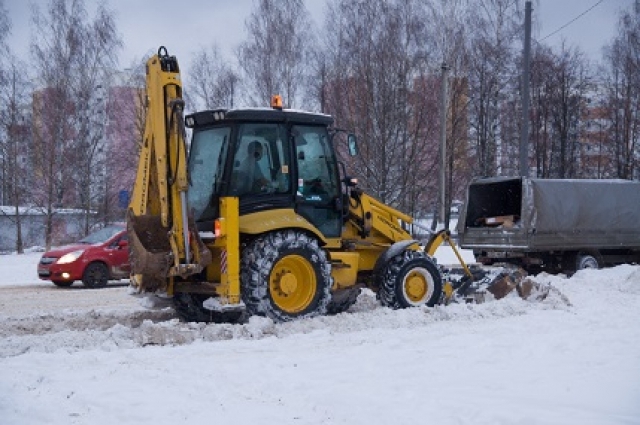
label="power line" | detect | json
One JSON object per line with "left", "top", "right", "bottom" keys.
{"left": 538, "top": 0, "right": 606, "bottom": 42}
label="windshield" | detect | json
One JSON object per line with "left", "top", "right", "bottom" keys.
{"left": 80, "top": 225, "right": 124, "bottom": 244}
{"left": 188, "top": 126, "right": 231, "bottom": 219}
{"left": 294, "top": 125, "right": 340, "bottom": 201}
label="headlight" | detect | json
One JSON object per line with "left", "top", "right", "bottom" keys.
{"left": 57, "top": 250, "right": 85, "bottom": 264}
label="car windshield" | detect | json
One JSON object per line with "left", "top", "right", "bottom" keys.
{"left": 79, "top": 226, "right": 124, "bottom": 244}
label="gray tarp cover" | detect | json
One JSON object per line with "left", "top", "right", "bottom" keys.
{"left": 526, "top": 179, "right": 640, "bottom": 233}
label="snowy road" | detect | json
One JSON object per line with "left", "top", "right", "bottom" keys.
{"left": 0, "top": 283, "right": 134, "bottom": 316}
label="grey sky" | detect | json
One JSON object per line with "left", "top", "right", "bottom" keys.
{"left": 3, "top": 0, "right": 631, "bottom": 72}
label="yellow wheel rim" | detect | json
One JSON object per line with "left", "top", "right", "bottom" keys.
{"left": 269, "top": 255, "right": 317, "bottom": 314}
{"left": 403, "top": 267, "right": 433, "bottom": 305}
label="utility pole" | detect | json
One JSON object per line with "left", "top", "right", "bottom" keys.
{"left": 520, "top": 1, "right": 532, "bottom": 177}
{"left": 439, "top": 62, "right": 449, "bottom": 228}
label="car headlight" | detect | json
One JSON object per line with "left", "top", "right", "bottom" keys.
{"left": 56, "top": 250, "right": 85, "bottom": 264}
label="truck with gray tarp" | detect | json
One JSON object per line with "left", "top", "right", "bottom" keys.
{"left": 456, "top": 177, "right": 640, "bottom": 273}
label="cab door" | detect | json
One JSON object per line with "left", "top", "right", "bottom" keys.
{"left": 292, "top": 125, "right": 342, "bottom": 237}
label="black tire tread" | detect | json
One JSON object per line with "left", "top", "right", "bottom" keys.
{"left": 378, "top": 250, "right": 442, "bottom": 309}
{"left": 241, "top": 230, "right": 332, "bottom": 322}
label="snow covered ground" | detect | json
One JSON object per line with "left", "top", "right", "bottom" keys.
{"left": 0, "top": 249, "right": 639, "bottom": 425}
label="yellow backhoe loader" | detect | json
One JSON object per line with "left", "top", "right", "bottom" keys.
{"left": 127, "top": 47, "right": 529, "bottom": 323}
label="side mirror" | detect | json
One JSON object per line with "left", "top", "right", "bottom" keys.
{"left": 347, "top": 134, "right": 358, "bottom": 156}
{"left": 117, "top": 240, "right": 129, "bottom": 248}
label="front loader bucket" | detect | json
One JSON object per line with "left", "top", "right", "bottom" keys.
{"left": 449, "top": 263, "right": 570, "bottom": 305}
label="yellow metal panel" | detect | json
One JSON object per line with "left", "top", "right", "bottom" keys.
{"left": 329, "top": 252, "right": 360, "bottom": 289}
{"left": 205, "top": 246, "right": 222, "bottom": 282}
{"left": 239, "top": 209, "right": 327, "bottom": 245}
{"left": 357, "top": 248, "right": 385, "bottom": 272}
{"left": 219, "top": 197, "right": 241, "bottom": 304}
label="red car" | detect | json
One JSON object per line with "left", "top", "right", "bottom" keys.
{"left": 38, "top": 224, "right": 131, "bottom": 288}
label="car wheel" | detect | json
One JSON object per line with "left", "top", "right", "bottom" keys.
{"left": 52, "top": 280, "right": 74, "bottom": 287}
{"left": 82, "top": 262, "right": 109, "bottom": 288}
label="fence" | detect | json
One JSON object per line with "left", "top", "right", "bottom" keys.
{"left": 0, "top": 207, "right": 91, "bottom": 252}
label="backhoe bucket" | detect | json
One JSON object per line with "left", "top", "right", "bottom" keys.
{"left": 126, "top": 209, "right": 212, "bottom": 290}
{"left": 127, "top": 213, "right": 172, "bottom": 291}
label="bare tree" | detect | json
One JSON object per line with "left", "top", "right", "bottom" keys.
{"left": 426, "top": 0, "right": 473, "bottom": 221}
{"left": 603, "top": 0, "right": 640, "bottom": 180}
{"left": 466, "top": 0, "right": 522, "bottom": 177}
{"left": 321, "top": 0, "right": 437, "bottom": 217}
{"left": 101, "top": 59, "right": 147, "bottom": 225}
{"left": 548, "top": 44, "right": 590, "bottom": 178}
{"left": 529, "top": 43, "right": 591, "bottom": 178}
{"left": 237, "top": 0, "right": 315, "bottom": 108}
{"left": 530, "top": 44, "right": 555, "bottom": 177}
{"left": 0, "top": 0, "right": 9, "bottom": 60}
{"left": 188, "top": 44, "right": 239, "bottom": 110}
{"left": 0, "top": 57, "right": 32, "bottom": 253}
{"left": 30, "top": 0, "right": 121, "bottom": 248}
{"left": 0, "top": 0, "right": 12, "bottom": 206}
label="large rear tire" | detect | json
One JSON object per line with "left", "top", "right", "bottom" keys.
{"left": 241, "top": 230, "right": 332, "bottom": 322}
{"left": 378, "top": 250, "right": 442, "bottom": 309}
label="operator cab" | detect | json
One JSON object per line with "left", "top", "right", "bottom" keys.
{"left": 185, "top": 102, "right": 343, "bottom": 237}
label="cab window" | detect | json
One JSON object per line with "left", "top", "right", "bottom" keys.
{"left": 229, "top": 123, "right": 290, "bottom": 196}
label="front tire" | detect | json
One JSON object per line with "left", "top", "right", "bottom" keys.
{"left": 82, "top": 262, "right": 109, "bottom": 288}
{"left": 378, "top": 250, "right": 442, "bottom": 309}
{"left": 241, "top": 230, "right": 332, "bottom": 322}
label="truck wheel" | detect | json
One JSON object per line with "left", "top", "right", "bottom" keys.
{"left": 52, "top": 280, "right": 74, "bottom": 287}
{"left": 82, "top": 262, "right": 109, "bottom": 288}
{"left": 378, "top": 250, "right": 442, "bottom": 309}
{"left": 241, "top": 230, "right": 332, "bottom": 322}
{"left": 576, "top": 252, "right": 601, "bottom": 270}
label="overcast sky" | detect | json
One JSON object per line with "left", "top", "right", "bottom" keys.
{"left": 3, "top": 0, "right": 631, "bottom": 74}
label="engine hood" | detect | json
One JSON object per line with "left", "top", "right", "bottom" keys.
{"left": 43, "top": 244, "right": 90, "bottom": 258}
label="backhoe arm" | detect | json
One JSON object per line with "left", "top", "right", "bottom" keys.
{"left": 127, "top": 47, "right": 211, "bottom": 292}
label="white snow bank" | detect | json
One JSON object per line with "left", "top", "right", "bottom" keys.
{"left": 1, "top": 253, "right": 639, "bottom": 424}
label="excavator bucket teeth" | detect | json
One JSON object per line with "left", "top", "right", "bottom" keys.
{"left": 127, "top": 213, "right": 172, "bottom": 288}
